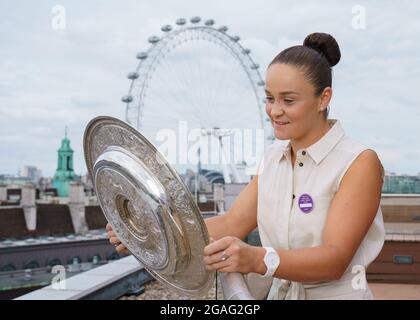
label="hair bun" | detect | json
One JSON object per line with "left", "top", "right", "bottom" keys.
{"left": 303, "top": 33, "right": 341, "bottom": 67}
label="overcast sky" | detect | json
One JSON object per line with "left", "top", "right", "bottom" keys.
{"left": 0, "top": 0, "right": 419, "bottom": 177}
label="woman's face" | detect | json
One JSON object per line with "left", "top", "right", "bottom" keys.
{"left": 265, "top": 63, "right": 328, "bottom": 141}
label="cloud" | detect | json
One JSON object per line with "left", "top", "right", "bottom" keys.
{"left": 0, "top": 0, "right": 419, "bottom": 176}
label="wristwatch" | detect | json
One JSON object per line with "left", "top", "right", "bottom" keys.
{"left": 262, "top": 247, "right": 280, "bottom": 277}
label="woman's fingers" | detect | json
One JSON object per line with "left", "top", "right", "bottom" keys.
{"left": 110, "top": 237, "right": 130, "bottom": 255}
{"left": 204, "top": 236, "right": 232, "bottom": 256}
{"left": 107, "top": 230, "right": 117, "bottom": 238}
{"left": 106, "top": 228, "right": 120, "bottom": 245}
{"left": 202, "top": 237, "right": 254, "bottom": 273}
{"left": 115, "top": 244, "right": 129, "bottom": 255}
{"left": 203, "top": 237, "right": 235, "bottom": 270}
{"left": 109, "top": 236, "right": 121, "bottom": 245}
{"left": 204, "top": 257, "right": 232, "bottom": 271}
{"left": 105, "top": 223, "right": 130, "bottom": 255}
{"left": 203, "top": 250, "right": 231, "bottom": 265}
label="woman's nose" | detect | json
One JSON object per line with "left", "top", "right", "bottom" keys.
{"left": 270, "top": 102, "right": 285, "bottom": 119}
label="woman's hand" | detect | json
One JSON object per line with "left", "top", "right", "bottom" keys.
{"left": 106, "top": 223, "right": 130, "bottom": 256}
{"left": 203, "top": 236, "right": 265, "bottom": 274}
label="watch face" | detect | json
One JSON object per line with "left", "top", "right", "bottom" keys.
{"left": 268, "top": 254, "right": 277, "bottom": 265}
{"left": 266, "top": 252, "right": 279, "bottom": 267}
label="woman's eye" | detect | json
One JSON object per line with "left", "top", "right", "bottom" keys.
{"left": 284, "top": 99, "right": 294, "bottom": 104}
{"left": 265, "top": 97, "right": 274, "bottom": 103}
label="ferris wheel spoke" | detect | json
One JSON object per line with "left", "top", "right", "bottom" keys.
{"left": 195, "top": 34, "right": 212, "bottom": 125}
{"left": 123, "top": 19, "right": 271, "bottom": 175}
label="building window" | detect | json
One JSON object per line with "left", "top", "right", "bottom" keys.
{"left": 23, "top": 260, "right": 40, "bottom": 270}
{"left": 91, "top": 254, "right": 102, "bottom": 264}
{"left": 1, "top": 263, "right": 16, "bottom": 272}
{"left": 108, "top": 252, "right": 120, "bottom": 261}
{"left": 47, "top": 258, "right": 62, "bottom": 267}
{"left": 68, "top": 256, "right": 82, "bottom": 265}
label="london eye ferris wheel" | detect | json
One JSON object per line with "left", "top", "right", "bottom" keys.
{"left": 121, "top": 17, "right": 274, "bottom": 181}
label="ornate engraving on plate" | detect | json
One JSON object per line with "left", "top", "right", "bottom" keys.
{"left": 84, "top": 116, "right": 214, "bottom": 297}
{"left": 95, "top": 169, "right": 168, "bottom": 269}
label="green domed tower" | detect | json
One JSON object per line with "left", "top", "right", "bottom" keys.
{"left": 52, "top": 127, "right": 75, "bottom": 197}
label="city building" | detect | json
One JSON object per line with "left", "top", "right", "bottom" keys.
{"left": 52, "top": 128, "right": 79, "bottom": 197}
{"left": 383, "top": 173, "right": 420, "bottom": 194}
{"left": 19, "top": 166, "right": 42, "bottom": 180}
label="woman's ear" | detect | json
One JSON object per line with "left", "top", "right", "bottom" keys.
{"left": 319, "top": 87, "right": 332, "bottom": 111}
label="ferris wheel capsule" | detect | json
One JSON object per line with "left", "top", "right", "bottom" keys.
{"left": 204, "top": 19, "right": 215, "bottom": 26}
{"left": 121, "top": 95, "right": 133, "bottom": 103}
{"left": 218, "top": 26, "right": 228, "bottom": 33}
{"left": 136, "top": 52, "right": 148, "bottom": 60}
{"left": 251, "top": 63, "right": 260, "bottom": 70}
{"left": 231, "top": 35, "right": 240, "bottom": 42}
{"left": 127, "top": 72, "right": 139, "bottom": 80}
{"left": 242, "top": 48, "right": 251, "bottom": 55}
{"left": 148, "top": 36, "right": 160, "bottom": 44}
{"left": 176, "top": 18, "right": 187, "bottom": 26}
{"left": 190, "top": 16, "right": 201, "bottom": 24}
{"left": 161, "top": 25, "right": 172, "bottom": 32}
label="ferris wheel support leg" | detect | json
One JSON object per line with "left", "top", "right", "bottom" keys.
{"left": 221, "top": 157, "right": 232, "bottom": 184}
{"left": 229, "top": 162, "right": 243, "bottom": 184}
{"left": 219, "top": 138, "right": 243, "bottom": 183}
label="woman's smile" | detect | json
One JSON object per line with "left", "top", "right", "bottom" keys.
{"left": 272, "top": 119, "right": 290, "bottom": 129}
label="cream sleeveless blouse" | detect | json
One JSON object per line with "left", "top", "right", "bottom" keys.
{"left": 256, "top": 119, "right": 385, "bottom": 300}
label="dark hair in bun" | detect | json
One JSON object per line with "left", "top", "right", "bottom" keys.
{"left": 269, "top": 32, "right": 341, "bottom": 105}
{"left": 303, "top": 32, "right": 341, "bottom": 67}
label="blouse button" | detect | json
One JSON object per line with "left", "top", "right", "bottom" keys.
{"left": 299, "top": 162, "right": 304, "bottom": 167}
{"left": 292, "top": 194, "right": 296, "bottom": 199}
{"left": 302, "top": 151, "right": 306, "bottom": 156}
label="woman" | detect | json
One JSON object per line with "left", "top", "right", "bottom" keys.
{"left": 107, "top": 32, "right": 385, "bottom": 300}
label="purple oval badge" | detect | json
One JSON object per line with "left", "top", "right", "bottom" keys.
{"left": 298, "top": 193, "right": 314, "bottom": 213}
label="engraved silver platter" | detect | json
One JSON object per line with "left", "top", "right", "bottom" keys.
{"left": 83, "top": 116, "right": 215, "bottom": 297}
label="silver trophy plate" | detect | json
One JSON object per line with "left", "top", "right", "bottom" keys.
{"left": 83, "top": 116, "right": 215, "bottom": 297}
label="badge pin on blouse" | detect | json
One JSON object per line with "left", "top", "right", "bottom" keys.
{"left": 298, "top": 193, "right": 314, "bottom": 213}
